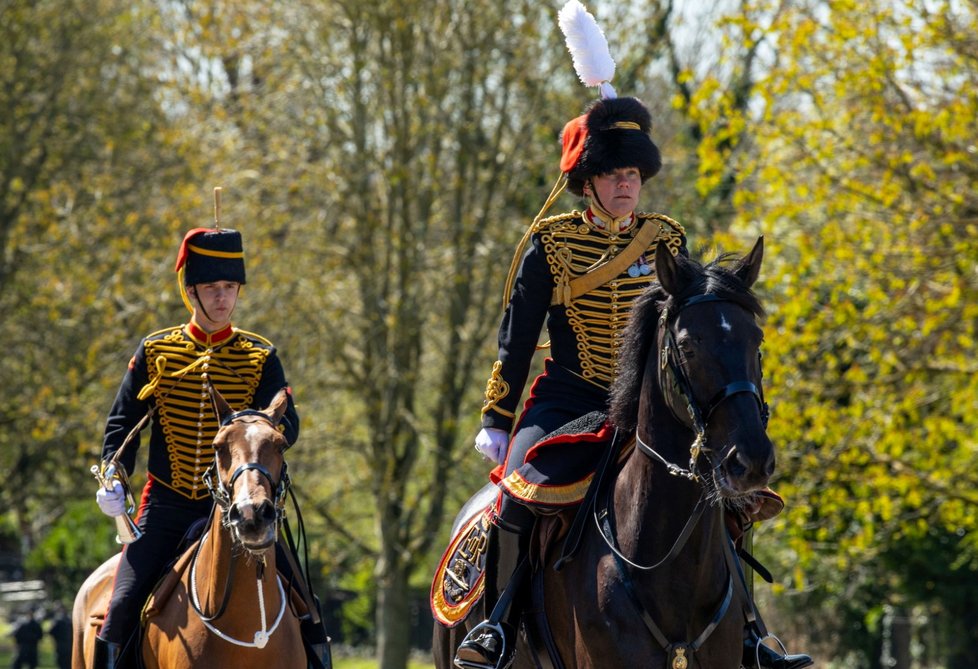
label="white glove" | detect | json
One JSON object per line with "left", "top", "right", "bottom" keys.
{"left": 474, "top": 428, "right": 510, "bottom": 464}
{"left": 96, "top": 480, "right": 127, "bottom": 517}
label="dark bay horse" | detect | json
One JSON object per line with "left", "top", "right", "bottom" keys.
{"left": 434, "top": 238, "right": 774, "bottom": 669}
{"left": 72, "top": 387, "right": 306, "bottom": 669}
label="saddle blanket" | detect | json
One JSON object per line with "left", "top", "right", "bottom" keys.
{"left": 495, "top": 411, "right": 615, "bottom": 510}
{"left": 432, "top": 412, "right": 615, "bottom": 626}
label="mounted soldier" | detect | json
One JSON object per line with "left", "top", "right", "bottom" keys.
{"left": 451, "top": 3, "right": 811, "bottom": 669}
{"left": 90, "top": 192, "right": 329, "bottom": 669}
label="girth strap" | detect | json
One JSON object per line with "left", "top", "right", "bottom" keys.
{"left": 555, "top": 427, "right": 626, "bottom": 571}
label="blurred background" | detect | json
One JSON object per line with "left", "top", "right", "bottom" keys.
{"left": 0, "top": 0, "right": 976, "bottom": 667}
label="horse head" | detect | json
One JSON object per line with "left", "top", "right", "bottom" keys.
{"left": 654, "top": 237, "right": 774, "bottom": 497}
{"left": 207, "top": 386, "right": 291, "bottom": 554}
{"left": 612, "top": 238, "right": 774, "bottom": 505}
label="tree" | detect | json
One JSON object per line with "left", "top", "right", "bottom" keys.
{"left": 0, "top": 0, "right": 198, "bottom": 560}
{"left": 726, "top": 1, "right": 978, "bottom": 664}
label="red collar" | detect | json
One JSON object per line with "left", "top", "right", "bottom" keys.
{"left": 585, "top": 207, "right": 634, "bottom": 232}
{"left": 185, "top": 321, "right": 235, "bottom": 347}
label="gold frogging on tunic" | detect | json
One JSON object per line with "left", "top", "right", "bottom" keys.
{"left": 537, "top": 211, "right": 684, "bottom": 388}
{"left": 140, "top": 327, "right": 270, "bottom": 499}
{"left": 481, "top": 360, "right": 514, "bottom": 418}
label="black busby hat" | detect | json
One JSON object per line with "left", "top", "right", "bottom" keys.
{"left": 501, "top": 1, "right": 664, "bottom": 308}
{"left": 175, "top": 228, "right": 247, "bottom": 286}
{"left": 562, "top": 96, "right": 662, "bottom": 197}
{"left": 555, "top": 1, "right": 662, "bottom": 196}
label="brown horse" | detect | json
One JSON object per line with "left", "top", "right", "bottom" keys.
{"left": 72, "top": 387, "right": 306, "bottom": 669}
{"left": 434, "top": 239, "right": 775, "bottom": 668}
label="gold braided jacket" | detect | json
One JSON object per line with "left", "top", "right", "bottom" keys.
{"left": 481, "top": 210, "right": 686, "bottom": 431}
{"left": 102, "top": 322, "right": 298, "bottom": 500}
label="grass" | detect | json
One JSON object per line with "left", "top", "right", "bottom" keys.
{"left": 335, "top": 659, "right": 433, "bottom": 669}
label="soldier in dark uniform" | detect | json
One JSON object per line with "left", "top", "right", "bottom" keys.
{"left": 456, "top": 94, "right": 684, "bottom": 669}
{"left": 456, "top": 95, "right": 811, "bottom": 669}
{"left": 11, "top": 610, "right": 43, "bottom": 669}
{"left": 92, "top": 226, "right": 322, "bottom": 668}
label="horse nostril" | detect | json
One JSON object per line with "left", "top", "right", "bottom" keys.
{"left": 724, "top": 448, "right": 748, "bottom": 479}
{"left": 227, "top": 504, "right": 243, "bottom": 525}
{"left": 257, "top": 500, "right": 276, "bottom": 524}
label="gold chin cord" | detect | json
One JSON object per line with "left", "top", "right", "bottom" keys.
{"left": 501, "top": 174, "right": 568, "bottom": 311}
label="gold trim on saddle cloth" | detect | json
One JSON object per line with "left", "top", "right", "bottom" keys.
{"left": 500, "top": 469, "right": 595, "bottom": 507}
{"left": 430, "top": 508, "right": 492, "bottom": 627}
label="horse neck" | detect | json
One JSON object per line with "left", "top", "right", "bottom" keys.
{"left": 612, "top": 395, "right": 727, "bottom": 581}
{"left": 196, "top": 506, "right": 280, "bottom": 616}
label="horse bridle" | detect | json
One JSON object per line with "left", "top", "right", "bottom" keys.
{"left": 204, "top": 409, "right": 291, "bottom": 521}
{"left": 191, "top": 409, "right": 291, "bottom": 648}
{"left": 595, "top": 293, "right": 771, "bottom": 668}
{"left": 638, "top": 293, "right": 769, "bottom": 482}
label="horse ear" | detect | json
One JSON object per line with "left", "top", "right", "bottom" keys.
{"left": 735, "top": 236, "right": 764, "bottom": 288}
{"left": 655, "top": 243, "right": 687, "bottom": 296}
{"left": 208, "top": 383, "right": 233, "bottom": 424}
{"left": 263, "top": 388, "right": 289, "bottom": 425}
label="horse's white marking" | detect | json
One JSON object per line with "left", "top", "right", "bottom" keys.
{"left": 233, "top": 424, "right": 267, "bottom": 506}
{"left": 720, "top": 314, "right": 732, "bottom": 332}
{"left": 245, "top": 423, "right": 264, "bottom": 443}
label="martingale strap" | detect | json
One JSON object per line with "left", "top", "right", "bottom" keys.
{"left": 596, "top": 483, "right": 738, "bottom": 667}
{"left": 610, "top": 530, "right": 735, "bottom": 668}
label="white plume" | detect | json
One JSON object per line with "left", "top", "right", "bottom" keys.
{"left": 558, "top": 0, "right": 617, "bottom": 98}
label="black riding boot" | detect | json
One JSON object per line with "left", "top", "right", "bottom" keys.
{"left": 454, "top": 515, "right": 531, "bottom": 669}
{"left": 743, "top": 631, "right": 813, "bottom": 669}
{"left": 93, "top": 637, "right": 122, "bottom": 669}
{"left": 300, "top": 610, "right": 333, "bottom": 669}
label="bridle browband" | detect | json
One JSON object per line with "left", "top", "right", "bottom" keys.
{"left": 638, "top": 293, "right": 769, "bottom": 481}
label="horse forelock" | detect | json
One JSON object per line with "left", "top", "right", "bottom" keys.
{"left": 608, "top": 253, "right": 764, "bottom": 432}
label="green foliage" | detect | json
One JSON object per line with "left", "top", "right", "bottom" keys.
{"left": 24, "top": 501, "right": 117, "bottom": 602}
{"left": 709, "top": 0, "right": 978, "bottom": 664}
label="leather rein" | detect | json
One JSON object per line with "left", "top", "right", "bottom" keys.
{"left": 594, "top": 293, "right": 767, "bottom": 668}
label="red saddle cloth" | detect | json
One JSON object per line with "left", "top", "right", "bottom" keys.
{"left": 493, "top": 413, "right": 615, "bottom": 510}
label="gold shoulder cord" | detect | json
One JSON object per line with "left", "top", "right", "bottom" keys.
{"left": 500, "top": 174, "right": 568, "bottom": 311}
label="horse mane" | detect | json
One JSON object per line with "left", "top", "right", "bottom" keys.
{"left": 608, "top": 252, "right": 765, "bottom": 431}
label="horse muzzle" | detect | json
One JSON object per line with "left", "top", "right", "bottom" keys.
{"left": 718, "top": 442, "right": 775, "bottom": 495}
{"left": 227, "top": 499, "right": 278, "bottom": 551}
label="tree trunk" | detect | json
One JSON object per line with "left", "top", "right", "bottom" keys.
{"left": 376, "top": 562, "right": 411, "bottom": 669}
